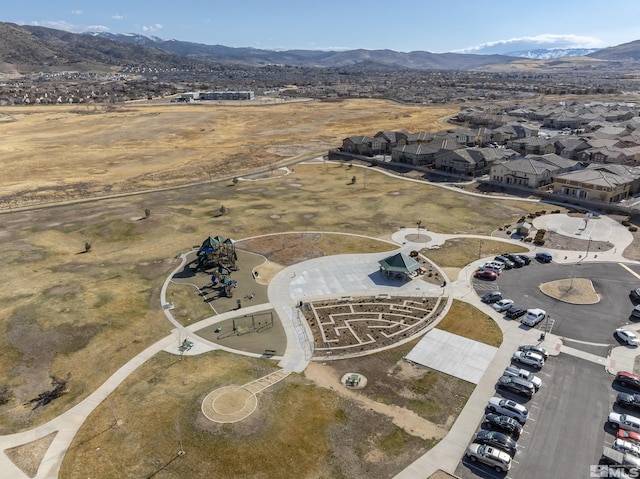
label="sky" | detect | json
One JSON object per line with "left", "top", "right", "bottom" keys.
{"left": 3, "top": 0, "right": 640, "bottom": 54}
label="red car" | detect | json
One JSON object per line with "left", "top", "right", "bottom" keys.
{"left": 475, "top": 269, "right": 498, "bottom": 281}
{"left": 618, "top": 429, "right": 640, "bottom": 444}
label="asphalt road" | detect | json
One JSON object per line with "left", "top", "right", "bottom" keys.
{"left": 476, "top": 260, "right": 640, "bottom": 346}
{"left": 456, "top": 354, "right": 615, "bottom": 479}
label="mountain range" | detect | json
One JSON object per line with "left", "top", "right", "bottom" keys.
{"left": 0, "top": 21, "right": 639, "bottom": 74}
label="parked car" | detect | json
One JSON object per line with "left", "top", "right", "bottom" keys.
{"left": 535, "top": 252, "right": 552, "bottom": 263}
{"left": 497, "top": 375, "right": 536, "bottom": 397}
{"left": 474, "top": 430, "right": 518, "bottom": 456}
{"left": 522, "top": 308, "right": 546, "bottom": 327}
{"left": 616, "top": 329, "right": 640, "bottom": 346}
{"left": 631, "top": 288, "right": 640, "bottom": 303}
{"left": 481, "top": 262, "right": 504, "bottom": 274}
{"left": 599, "top": 446, "right": 640, "bottom": 474}
{"left": 504, "top": 366, "right": 542, "bottom": 390}
{"left": 494, "top": 256, "right": 515, "bottom": 269}
{"left": 609, "top": 413, "right": 640, "bottom": 433}
{"left": 512, "top": 351, "right": 544, "bottom": 369}
{"left": 599, "top": 446, "right": 640, "bottom": 472}
{"left": 505, "top": 306, "right": 527, "bottom": 320}
{"left": 518, "top": 344, "right": 549, "bottom": 359}
{"left": 505, "top": 254, "right": 525, "bottom": 267}
{"left": 633, "top": 305, "right": 640, "bottom": 318}
{"left": 493, "top": 299, "right": 514, "bottom": 313}
{"left": 466, "top": 443, "right": 512, "bottom": 472}
{"left": 475, "top": 269, "right": 497, "bottom": 280}
{"left": 618, "top": 429, "right": 640, "bottom": 444}
{"left": 487, "top": 397, "right": 529, "bottom": 424}
{"left": 483, "top": 413, "right": 523, "bottom": 437}
{"left": 613, "top": 438, "right": 640, "bottom": 457}
{"left": 481, "top": 291, "right": 503, "bottom": 304}
{"left": 616, "top": 372, "right": 640, "bottom": 391}
{"left": 617, "top": 393, "right": 640, "bottom": 411}
{"left": 516, "top": 254, "right": 531, "bottom": 265}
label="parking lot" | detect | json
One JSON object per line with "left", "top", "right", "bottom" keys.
{"left": 454, "top": 257, "right": 640, "bottom": 478}
{"left": 455, "top": 354, "right": 615, "bottom": 479}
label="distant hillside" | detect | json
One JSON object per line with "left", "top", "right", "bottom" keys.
{"left": 0, "top": 22, "right": 212, "bottom": 73}
{"left": 588, "top": 40, "right": 640, "bottom": 61}
{"left": 91, "top": 32, "right": 519, "bottom": 71}
{"left": 0, "top": 21, "right": 639, "bottom": 75}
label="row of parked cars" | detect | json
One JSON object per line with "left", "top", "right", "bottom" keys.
{"left": 599, "top": 371, "right": 640, "bottom": 475}
{"left": 481, "top": 290, "right": 549, "bottom": 330}
{"left": 474, "top": 253, "right": 531, "bottom": 281}
{"left": 465, "top": 345, "right": 549, "bottom": 473}
{"left": 474, "top": 252, "right": 553, "bottom": 281}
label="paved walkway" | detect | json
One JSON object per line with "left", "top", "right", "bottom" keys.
{"left": 0, "top": 209, "right": 637, "bottom": 478}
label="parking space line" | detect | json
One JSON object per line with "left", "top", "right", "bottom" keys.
{"left": 620, "top": 263, "right": 640, "bottom": 280}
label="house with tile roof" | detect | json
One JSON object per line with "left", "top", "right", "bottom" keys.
{"left": 552, "top": 168, "right": 638, "bottom": 203}
{"left": 341, "top": 136, "right": 384, "bottom": 156}
{"left": 490, "top": 158, "right": 558, "bottom": 188}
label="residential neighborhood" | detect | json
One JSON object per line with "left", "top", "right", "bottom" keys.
{"left": 335, "top": 101, "right": 640, "bottom": 205}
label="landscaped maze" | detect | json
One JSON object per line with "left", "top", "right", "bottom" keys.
{"left": 303, "top": 297, "right": 446, "bottom": 358}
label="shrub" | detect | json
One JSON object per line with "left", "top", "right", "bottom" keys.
{"left": 540, "top": 210, "right": 547, "bottom": 214}
{"left": 534, "top": 239, "right": 546, "bottom": 246}
{"left": 523, "top": 237, "right": 533, "bottom": 242}
{"left": 630, "top": 226, "right": 638, "bottom": 232}
{"left": 506, "top": 230, "right": 512, "bottom": 235}
{"left": 622, "top": 221, "right": 631, "bottom": 227}
{"left": 536, "top": 229, "right": 547, "bottom": 236}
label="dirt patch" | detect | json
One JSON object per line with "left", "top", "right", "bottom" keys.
{"left": 305, "top": 362, "right": 447, "bottom": 440}
{"left": 539, "top": 278, "right": 600, "bottom": 304}
{"left": 4, "top": 431, "right": 57, "bottom": 478}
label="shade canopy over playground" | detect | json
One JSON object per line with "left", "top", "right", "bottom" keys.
{"left": 378, "top": 252, "right": 420, "bottom": 275}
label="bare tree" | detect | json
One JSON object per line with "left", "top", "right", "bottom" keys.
{"left": 219, "top": 204, "right": 228, "bottom": 215}
{"left": 84, "top": 242, "right": 92, "bottom": 253}
{"left": 144, "top": 208, "right": 151, "bottom": 218}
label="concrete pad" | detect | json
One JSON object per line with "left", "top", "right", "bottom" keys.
{"left": 405, "top": 329, "right": 498, "bottom": 384}
{"left": 534, "top": 213, "right": 631, "bottom": 244}
{"left": 286, "top": 252, "right": 439, "bottom": 300}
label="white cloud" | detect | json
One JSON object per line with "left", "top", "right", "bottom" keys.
{"left": 112, "top": 15, "right": 125, "bottom": 20}
{"left": 142, "top": 24, "right": 163, "bottom": 33}
{"left": 71, "top": 10, "right": 82, "bottom": 15}
{"left": 455, "top": 34, "right": 604, "bottom": 54}
{"left": 31, "top": 20, "right": 109, "bottom": 33}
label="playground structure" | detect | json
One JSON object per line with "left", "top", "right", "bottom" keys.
{"left": 216, "top": 311, "right": 275, "bottom": 339}
{"left": 197, "top": 235, "right": 239, "bottom": 297}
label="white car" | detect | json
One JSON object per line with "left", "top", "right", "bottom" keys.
{"left": 616, "top": 328, "right": 640, "bottom": 346}
{"left": 512, "top": 350, "right": 544, "bottom": 369}
{"left": 481, "top": 263, "right": 503, "bottom": 274}
{"left": 466, "top": 443, "right": 512, "bottom": 472}
{"left": 521, "top": 308, "right": 546, "bottom": 327}
{"left": 503, "top": 366, "right": 542, "bottom": 390}
{"left": 609, "top": 413, "right": 640, "bottom": 433}
{"left": 487, "top": 397, "right": 529, "bottom": 424}
{"left": 614, "top": 438, "right": 640, "bottom": 457}
{"left": 493, "top": 299, "right": 514, "bottom": 313}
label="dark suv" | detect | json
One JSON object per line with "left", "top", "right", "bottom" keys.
{"left": 505, "top": 254, "right": 525, "bottom": 268}
{"left": 631, "top": 289, "right": 640, "bottom": 303}
{"left": 497, "top": 375, "right": 536, "bottom": 397}
{"left": 481, "top": 291, "right": 503, "bottom": 304}
{"left": 482, "top": 413, "right": 522, "bottom": 437}
{"left": 506, "top": 306, "right": 526, "bottom": 320}
{"left": 616, "top": 371, "right": 640, "bottom": 391}
{"left": 494, "top": 256, "right": 515, "bottom": 269}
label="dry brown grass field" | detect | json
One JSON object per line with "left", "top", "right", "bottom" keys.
{"left": 0, "top": 99, "right": 457, "bottom": 206}
{"left": 0, "top": 99, "right": 544, "bottom": 477}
